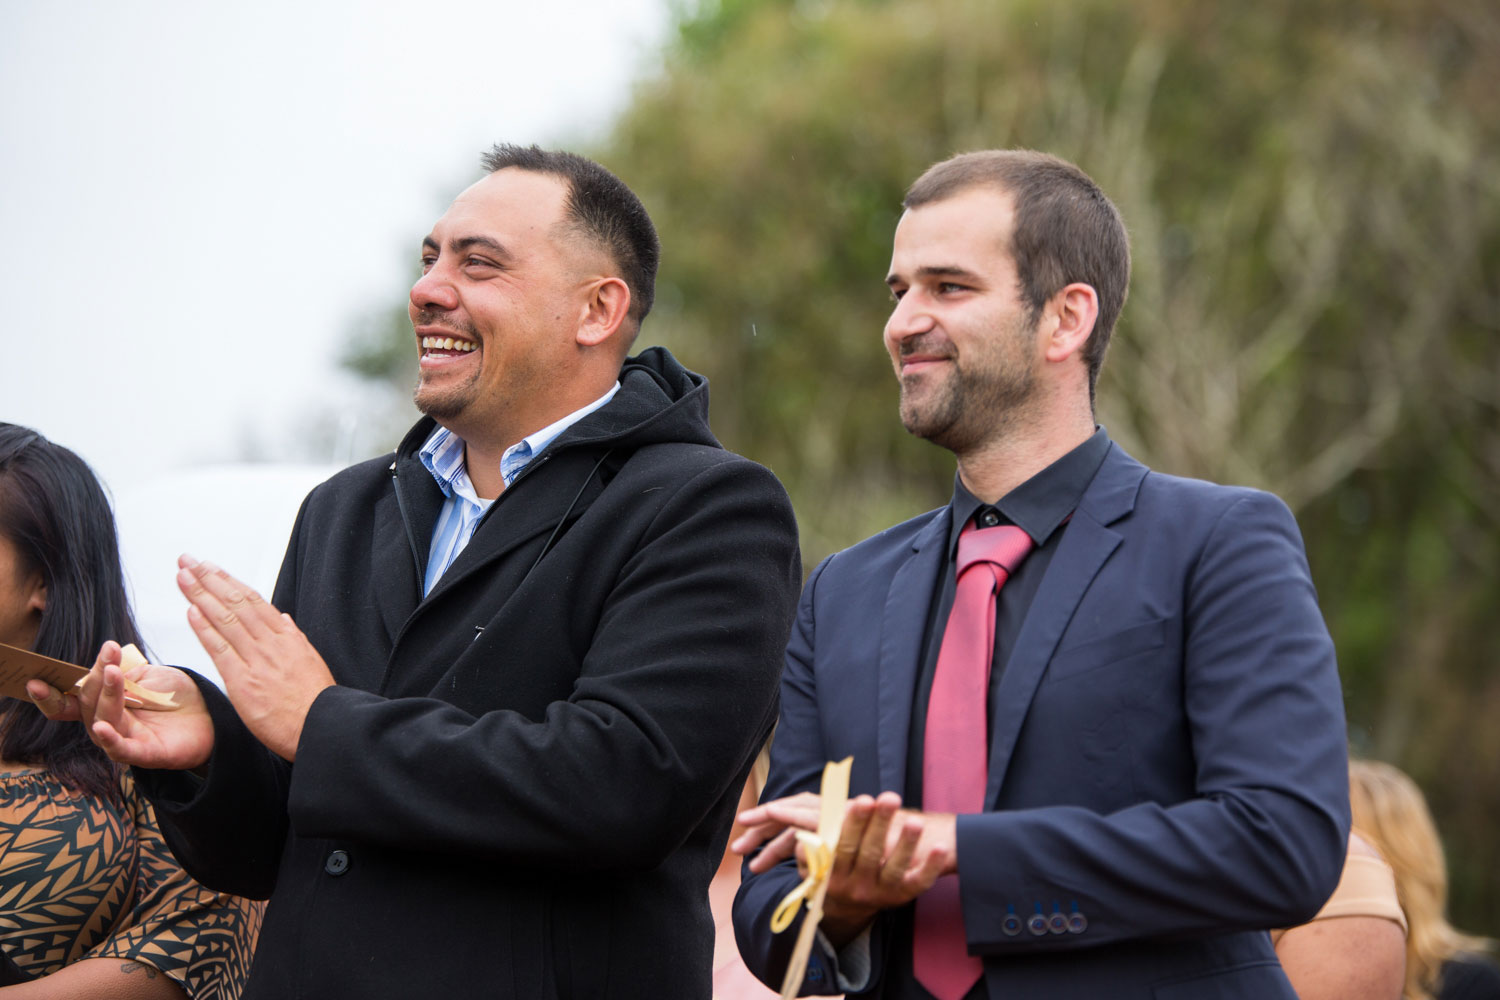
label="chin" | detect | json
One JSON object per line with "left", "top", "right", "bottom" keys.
{"left": 413, "top": 378, "right": 477, "bottom": 423}
{"left": 414, "top": 393, "right": 466, "bottom": 424}
{"left": 899, "top": 392, "right": 953, "bottom": 438}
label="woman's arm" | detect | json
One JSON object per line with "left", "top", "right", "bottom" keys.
{"left": 0, "top": 958, "right": 185, "bottom": 999}
{"left": 1275, "top": 832, "right": 1406, "bottom": 1000}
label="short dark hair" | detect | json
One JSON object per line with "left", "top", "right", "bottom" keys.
{"left": 904, "top": 150, "right": 1130, "bottom": 405}
{"left": 0, "top": 423, "right": 144, "bottom": 801}
{"left": 480, "top": 143, "right": 660, "bottom": 335}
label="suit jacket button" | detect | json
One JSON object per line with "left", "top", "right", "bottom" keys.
{"left": 325, "top": 849, "right": 350, "bottom": 876}
{"left": 1001, "top": 913, "right": 1023, "bottom": 936}
{"left": 1048, "top": 912, "right": 1069, "bottom": 934}
{"left": 1067, "top": 912, "right": 1088, "bottom": 934}
{"left": 1026, "top": 914, "right": 1049, "bottom": 936}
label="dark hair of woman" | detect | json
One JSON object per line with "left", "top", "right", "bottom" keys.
{"left": 0, "top": 422, "right": 144, "bottom": 800}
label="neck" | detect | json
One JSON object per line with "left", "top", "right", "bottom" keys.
{"left": 462, "top": 440, "right": 509, "bottom": 500}
{"left": 954, "top": 398, "right": 1095, "bottom": 503}
{"left": 442, "top": 365, "right": 620, "bottom": 500}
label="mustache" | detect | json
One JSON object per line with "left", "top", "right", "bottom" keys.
{"left": 898, "top": 334, "right": 955, "bottom": 359}
{"left": 412, "top": 310, "right": 480, "bottom": 340}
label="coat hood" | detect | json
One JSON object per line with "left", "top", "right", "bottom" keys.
{"left": 553, "top": 345, "right": 719, "bottom": 452}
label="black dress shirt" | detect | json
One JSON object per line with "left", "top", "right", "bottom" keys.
{"left": 884, "top": 426, "right": 1111, "bottom": 1000}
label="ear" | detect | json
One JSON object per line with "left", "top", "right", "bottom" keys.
{"left": 575, "top": 276, "right": 633, "bottom": 349}
{"left": 1041, "top": 282, "right": 1099, "bottom": 364}
{"left": 25, "top": 574, "right": 46, "bottom": 617}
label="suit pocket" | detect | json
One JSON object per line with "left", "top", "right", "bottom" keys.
{"left": 1152, "top": 960, "right": 1296, "bottom": 999}
{"left": 1046, "top": 617, "right": 1167, "bottom": 685}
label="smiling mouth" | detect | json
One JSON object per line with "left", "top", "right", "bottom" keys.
{"left": 900, "top": 355, "right": 952, "bottom": 372}
{"left": 420, "top": 335, "right": 477, "bottom": 354}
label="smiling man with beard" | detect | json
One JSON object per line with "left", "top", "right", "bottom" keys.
{"left": 731, "top": 150, "right": 1349, "bottom": 999}
{"left": 39, "top": 144, "right": 802, "bottom": 998}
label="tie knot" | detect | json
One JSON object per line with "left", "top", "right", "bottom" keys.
{"left": 956, "top": 522, "right": 1033, "bottom": 576}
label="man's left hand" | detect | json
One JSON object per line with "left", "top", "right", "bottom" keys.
{"left": 734, "top": 790, "right": 960, "bottom": 947}
{"left": 177, "top": 554, "right": 334, "bottom": 761}
{"left": 732, "top": 790, "right": 824, "bottom": 872}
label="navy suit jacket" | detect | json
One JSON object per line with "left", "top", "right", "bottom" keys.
{"left": 734, "top": 442, "right": 1349, "bottom": 998}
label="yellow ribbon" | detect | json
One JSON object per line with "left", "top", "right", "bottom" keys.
{"left": 768, "top": 755, "right": 852, "bottom": 999}
{"left": 769, "top": 830, "right": 833, "bottom": 932}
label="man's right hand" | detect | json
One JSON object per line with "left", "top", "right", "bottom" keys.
{"left": 28, "top": 640, "right": 215, "bottom": 771}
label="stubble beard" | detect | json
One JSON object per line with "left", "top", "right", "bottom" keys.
{"left": 898, "top": 319, "right": 1038, "bottom": 455}
{"left": 414, "top": 365, "right": 482, "bottom": 422}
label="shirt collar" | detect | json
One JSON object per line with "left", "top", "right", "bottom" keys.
{"left": 499, "top": 381, "right": 620, "bottom": 485}
{"left": 418, "top": 381, "right": 622, "bottom": 495}
{"left": 418, "top": 424, "right": 469, "bottom": 500}
{"left": 946, "top": 426, "right": 1111, "bottom": 557}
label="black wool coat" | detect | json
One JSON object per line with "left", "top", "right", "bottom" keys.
{"left": 138, "top": 347, "right": 802, "bottom": 999}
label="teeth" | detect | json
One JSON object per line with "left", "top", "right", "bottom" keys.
{"left": 421, "top": 336, "right": 477, "bottom": 352}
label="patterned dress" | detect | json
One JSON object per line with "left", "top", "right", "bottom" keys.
{"left": 0, "top": 766, "right": 263, "bottom": 997}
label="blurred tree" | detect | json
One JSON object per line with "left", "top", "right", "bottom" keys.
{"left": 338, "top": 267, "right": 423, "bottom": 452}
{"left": 345, "top": 0, "right": 1500, "bottom": 929}
{"left": 605, "top": 0, "right": 1500, "bottom": 930}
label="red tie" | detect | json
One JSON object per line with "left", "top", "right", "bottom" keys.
{"left": 914, "top": 521, "right": 1034, "bottom": 1000}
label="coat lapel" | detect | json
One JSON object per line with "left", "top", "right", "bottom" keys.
{"left": 420, "top": 448, "right": 610, "bottom": 607}
{"left": 369, "top": 461, "right": 441, "bottom": 652}
{"left": 984, "top": 444, "right": 1147, "bottom": 804}
{"left": 875, "top": 512, "right": 950, "bottom": 798}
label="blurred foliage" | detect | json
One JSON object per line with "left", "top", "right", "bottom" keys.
{"left": 345, "top": 0, "right": 1500, "bottom": 931}
{"left": 337, "top": 265, "right": 424, "bottom": 453}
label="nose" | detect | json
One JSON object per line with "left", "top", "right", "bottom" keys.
{"left": 410, "top": 262, "right": 459, "bottom": 314}
{"left": 884, "top": 290, "right": 935, "bottom": 350}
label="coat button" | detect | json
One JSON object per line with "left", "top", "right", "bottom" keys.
{"left": 1001, "top": 913, "right": 1023, "bottom": 936}
{"left": 325, "top": 849, "right": 350, "bottom": 876}
{"left": 1027, "top": 913, "right": 1049, "bottom": 936}
{"left": 1067, "top": 912, "right": 1088, "bottom": 934}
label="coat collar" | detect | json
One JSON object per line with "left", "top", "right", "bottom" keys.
{"left": 371, "top": 417, "right": 615, "bottom": 657}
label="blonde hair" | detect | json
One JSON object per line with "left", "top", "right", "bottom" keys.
{"left": 1350, "top": 758, "right": 1494, "bottom": 1000}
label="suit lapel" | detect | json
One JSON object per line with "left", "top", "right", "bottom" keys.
{"left": 876, "top": 512, "right": 950, "bottom": 798}
{"left": 984, "top": 444, "right": 1147, "bottom": 804}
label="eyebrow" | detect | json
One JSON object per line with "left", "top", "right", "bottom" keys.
{"left": 422, "top": 234, "right": 513, "bottom": 261}
{"left": 886, "top": 264, "right": 986, "bottom": 288}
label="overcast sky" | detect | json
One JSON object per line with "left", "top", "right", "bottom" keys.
{"left": 1, "top": 0, "right": 671, "bottom": 667}
{"left": 1, "top": 0, "right": 670, "bottom": 493}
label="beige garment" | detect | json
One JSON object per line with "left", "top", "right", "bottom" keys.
{"left": 1271, "top": 841, "right": 1408, "bottom": 944}
{"left": 1311, "top": 850, "right": 1408, "bottom": 933}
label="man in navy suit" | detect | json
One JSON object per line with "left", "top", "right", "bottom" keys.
{"left": 732, "top": 150, "right": 1349, "bottom": 998}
